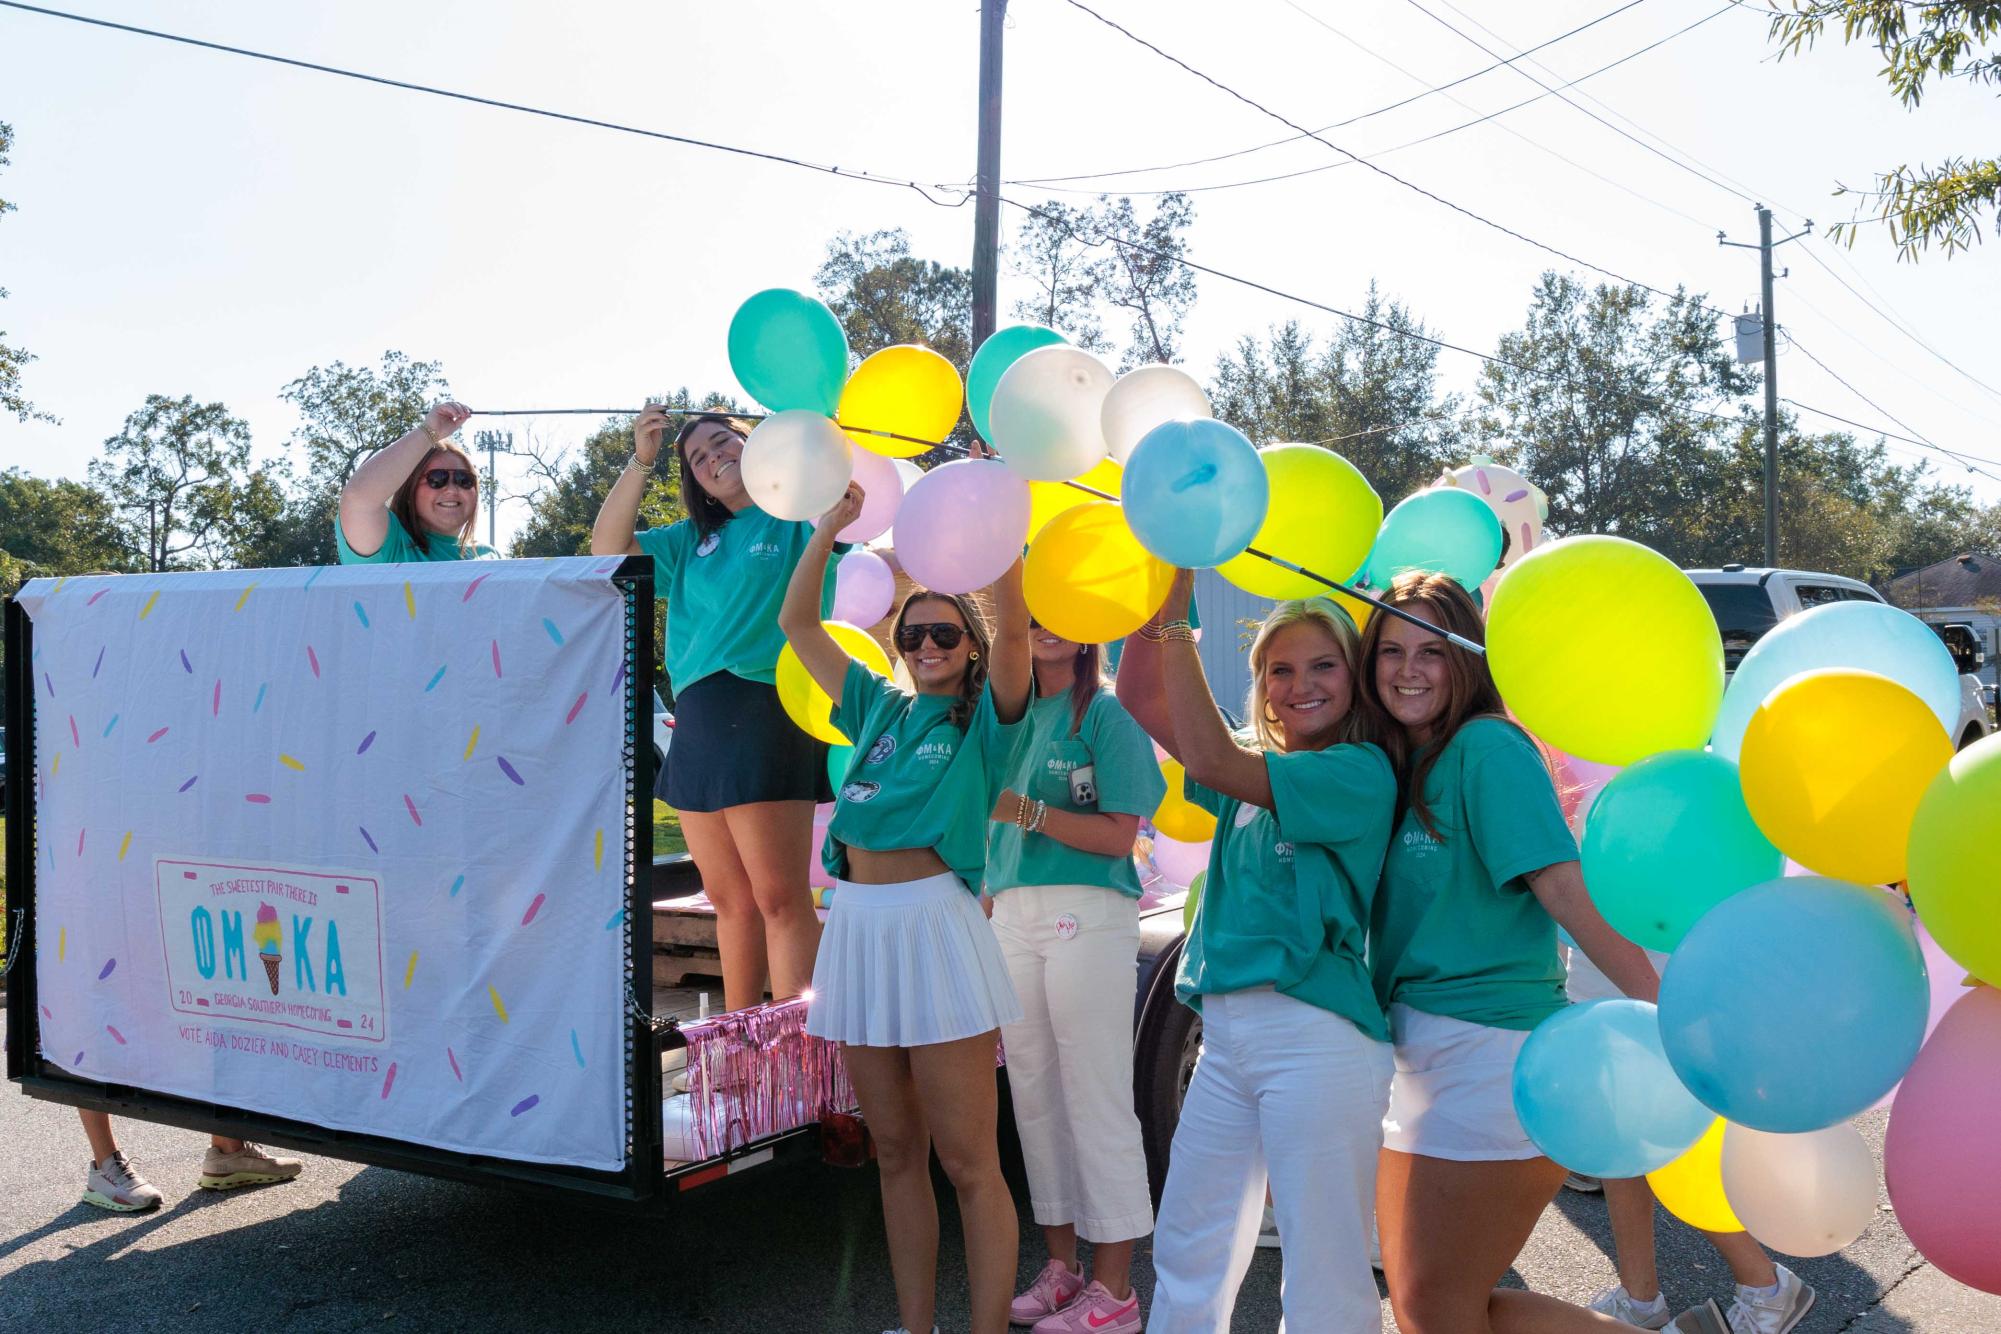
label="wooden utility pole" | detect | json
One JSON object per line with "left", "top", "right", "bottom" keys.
{"left": 971, "top": 0, "right": 1008, "bottom": 354}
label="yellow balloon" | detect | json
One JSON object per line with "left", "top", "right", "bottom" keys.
{"left": 1153, "top": 756, "right": 1218, "bottom": 842}
{"left": 1027, "top": 457, "right": 1124, "bottom": 539}
{"left": 776, "top": 621, "right": 894, "bottom": 744}
{"left": 1646, "top": 1119, "right": 1743, "bottom": 1234}
{"left": 1024, "top": 501, "right": 1173, "bottom": 645}
{"left": 1486, "top": 535, "right": 1723, "bottom": 766}
{"left": 837, "top": 345, "right": 964, "bottom": 458}
{"left": 1739, "top": 667, "right": 1950, "bottom": 884}
{"left": 1217, "top": 444, "right": 1380, "bottom": 599}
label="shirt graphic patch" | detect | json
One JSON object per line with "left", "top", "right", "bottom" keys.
{"left": 865, "top": 735, "right": 897, "bottom": 765}
{"left": 840, "top": 780, "right": 882, "bottom": 803}
{"left": 694, "top": 532, "right": 721, "bottom": 558}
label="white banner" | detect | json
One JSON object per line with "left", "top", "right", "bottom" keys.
{"left": 19, "top": 558, "right": 635, "bottom": 1171}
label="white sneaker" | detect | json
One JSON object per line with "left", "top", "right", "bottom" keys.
{"left": 1256, "top": 1204, "right": 1281, "bottom": 1249}
{"left": 1564, "top": 1171, "right": 1604, "bottom": 1193}
{"left": 198, "top": 1141, "right": 302, "bottom": 1190}
{"left": 1725, "top": 1265, "right": 1815, "bottom": 1334}
{"left": 1666, "top": 1299, "right": 1730, "bottom": 1334}
{"left": 83, "top": 1152, "right": 163, "bottom": 1213}
{"left": 1590, "top": 1284, "right": 1671, "bottom": 1330}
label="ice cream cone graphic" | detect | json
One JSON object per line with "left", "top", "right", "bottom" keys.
{"left": 253, "top": 902, "right": 282, "bottom": 996}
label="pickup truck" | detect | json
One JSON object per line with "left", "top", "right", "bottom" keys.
{"left": 1687, "top": 566, "right": 1992, "bottom": 750}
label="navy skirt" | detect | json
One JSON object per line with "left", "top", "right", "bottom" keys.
{"left": 661, "top": 672, "right": 833, "bottom": 813}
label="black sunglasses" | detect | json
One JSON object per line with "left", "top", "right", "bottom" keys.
{"left": 422, "top": 468, "right": 478, "bottom": 492}
{"left": 895, "top": 622, "right": 966, "bottom": 652}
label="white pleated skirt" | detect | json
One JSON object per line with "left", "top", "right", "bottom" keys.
{"left": 805, "top": 872, "right": 1023, "bottom": 1048}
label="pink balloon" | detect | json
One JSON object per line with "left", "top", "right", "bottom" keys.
{"left": 1151, "top": 832, "right": 1210, "bottom": 888}
{"left": 892, "top": 459, "right": 1030, "bottom": 595}
{"left": 837, "top": 445, "right": 904, "bottom": 544}
{"left": 1871, "top": 910, "right": 1978, "bottom": 1109}
{"left": 807, "top": 803, "right": 835, "bottom": 890}
{"left": 831, "top": 549, "right": 896, "bottom": 628}
{"left": 1886, "top": 985, "right": 2001, "bottom": 1295}
{"left": 1550, "top": 747, "right": 1621, "bottom": 829}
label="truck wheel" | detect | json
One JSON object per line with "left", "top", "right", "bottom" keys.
{"left": 1133, "top": 991, "right": 1201, "bottom": 1207}
{"left": 1960, "top": 724, "right": 1987, "bottom": 751}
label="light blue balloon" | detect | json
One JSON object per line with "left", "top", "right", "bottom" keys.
{"left": 1511, "top": 999, "right": 1712, "bottom": 1178}
{"left": 968, "top": 324, "right": 1067, "bottom": 444}
{"left": 1122, "top": 419, "right": 1269, "bottom": 568}
{"left": 1658, "top": 877, "right": 1928, "bottom": 1132}
{"left": 1710, "top": 600, "right": 1961, "bottom": 760}
{"left": 1364, "top": 487, "right": 1504, "bottom": 591}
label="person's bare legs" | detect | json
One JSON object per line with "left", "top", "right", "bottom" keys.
{"left": 1604, "top": 1176, "right": 1663, "bottom": 1300}
{"left": 911, "top": 1032, "right": 1018, "bottom": 1334}
{"left": 79, "top": 1109, "right": 118, "bottom": 1164}
{"left": 1085, "top": 1237, "right": 1136, "bottom": 1302}
{"left": 721, "top": 800, "right": 821, "bottom": 1001}
{"left": 680, "top": 809, "right": 768, "bottom": 1010}
{"left": 1707, "top": 1228, "right": 1779, "bottom": 1289}
{"left": 1379, "top": 1149, "right": 1636, "bottom": 1334}
{"left": 845, "top": 1044, "right": 939, "bottom": 1334}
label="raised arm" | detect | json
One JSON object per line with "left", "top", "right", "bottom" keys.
{"left": 339, "top": 402, "right": 469, "bottom": 558}
{"left": 779, "top": 482, "right": 866, "bottom": 699}
{"left": 985, "top": 555, "right": 1032, "bottom": 725}
{"left": 1528, "top": 861, "right": 1660, "bottom": 1003}
{"left": 1116, "top": 618, "right": 1179, "bottom": 760}
{"left": 591, "top": 405, "right": 669, "bottom": 557}
{"left": 1157, "top": 570, "right": 1273, "bottom": 809}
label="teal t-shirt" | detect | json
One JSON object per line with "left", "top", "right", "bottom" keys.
{"left": 1371, "top": 717, "right": 1578, "bottom": 1031}
{"left": 1175, "top": 743, "right": 1396, "bottom": 1041}
{"left": 823, "top": 660, "right": 1018, "bottom": 894}
{"left": 985, "top": 688, "right": 1166, "bottom": 897}
{"left": 635, "top": 509, "right": 841, "bottom": 693}
{"left": 334, "top": 512, "right": 495, "bottom": 564}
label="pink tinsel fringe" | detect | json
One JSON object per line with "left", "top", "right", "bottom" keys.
{"left": 676, "top": 997, "right": 856, "bottom": 1159}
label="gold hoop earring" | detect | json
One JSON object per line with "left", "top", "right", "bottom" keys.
{"left": 968, "top": 650, "right": 981, "bottom": 661}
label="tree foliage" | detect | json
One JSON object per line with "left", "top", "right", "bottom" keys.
{"left": 1, "top": 120, "right": 54, "bottom": 424}
{"left": 816, "top": 230, "right": 973, "bottom": 369}
{"left": 510, "top": 393, "right": 723, "bottom": 558}
{"left": 87, "top": 395, "right": 274, "bottom": 571}
{"left": 1008, "top": 194, "right": 1199, "bottom": 371}
{"left": 1009, "top": 200, "right": 1110, "bottom": 351}
{"left": 0, "top": 467, "right": 134, "bottom": 595}
{"left": 1768, "top": 0, "right": 2001, "bottom": 258}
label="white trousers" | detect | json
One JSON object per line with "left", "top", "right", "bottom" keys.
{"left": 1147, "top": 987, "right": 1393, "bottom": 1334}
{"left": 992, "top": 883, "right": 1154, "bottom": 1243}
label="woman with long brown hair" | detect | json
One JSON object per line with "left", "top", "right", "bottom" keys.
{"left": 1359, "top": 570, "right": 1658, "bottom": 1334}
{"left": 335, "top": 401, "right": 494, "bottom": 563}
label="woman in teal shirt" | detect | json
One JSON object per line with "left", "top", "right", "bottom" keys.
{"left": 593, "top": 407, "right": 838, "bottom": 1011}
{"left": 1117, "top": 572, "right": 1398, "bottom": 1334}
{"left": 779, "top": 480, "right": 1032, "bottom": 1334}
{"left": 334, "top": 401, "right": 496, "bottom": 563}
{"left": 1359, "top": 571, "right": 1658, "bottom": 1334}
{"left": 985, "top": 618, "right": 1163, "bottom": 1334}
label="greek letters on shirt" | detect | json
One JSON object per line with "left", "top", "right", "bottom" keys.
{"left": 745, "top": 539, "right": 783, "bottom": 560}
{"left": 911, "top": 736, "right": 957, "bottom": 766}
{"left": 1400, "top": 824, "right": 1444, "bottom": 859}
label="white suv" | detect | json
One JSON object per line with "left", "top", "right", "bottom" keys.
{"left": 1687, "top": 566, "right": 1992, "bottom": 751}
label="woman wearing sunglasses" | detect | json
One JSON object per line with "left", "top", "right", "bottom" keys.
{"left": 1117, "top": 572, "right": 1399, "bottom": 1334}
{"left": 335, "top": 402, "right": 495, "bottom": 563}
{"left": 592, "top": 407, "right": 841, "bottom": 1012}
{"left": 984, "top": 617, "right": 1163, "bottom": 1334}
{"left": 778, "top": 479, "right": 1032, "bottom": 1334}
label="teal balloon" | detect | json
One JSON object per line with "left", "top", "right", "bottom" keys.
{"left": 1659, "top": 877, "right": 1929, "bottom": 1132}
{"left": 1365, "top": 487, "right": 1504, "bottom": 590}
{"left": 827, "top": 743, "right": 853, "bottom": 790}
{"left": 727, "top": 289, "right": 849, "bottom": 414}
{"left": 1580, "top": 750, "right": 1781, "bottom": 951}
{"left": 1123, "top": 419, "right": 1269, "bottom": 568}
{"left": 1512, "top": 999, "right": 1712, "bottom": 1178}
{"left": 968, "top": 324, "right": 1067, "bottom": 444}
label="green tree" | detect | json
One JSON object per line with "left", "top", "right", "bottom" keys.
{"left": 1470, "top": 272, "right": 1754, "bottom": 558}
{"left": 511, "top": 403, "right": 706, "bottom": 558}
{"left": 1, "top": 120, "right": 54, "bottom": 424}
{"left": 87, "top": 395, "right": 276, "bottom": 571}
{"left": 1768, "top": 1, "right": 2000, "bottom": 259}
{"left": 1009, "top": 200, "right": 1110, "bottom": 351}
{"left": 1089, "top": 193, "right": 1197, "bottom": 371}
{"left": 0, "top": 468, "right": 134, "bottom": 594}
{"left": 815, "top": 230, "right": 973, "bottom": 368}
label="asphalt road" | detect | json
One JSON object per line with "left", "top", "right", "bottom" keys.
{"left": 4, "top": 1007, "right": 1997, "bottom": 1332}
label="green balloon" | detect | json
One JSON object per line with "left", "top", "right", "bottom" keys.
{"left": 968, "top": 324, "right": 1066, "bottom": 443}
{"left": 727, "top": 289, "right": 849, "bottom": 415}
{"left": 1181, "top": 870, "right": 1206, "bottom": 934}
{"left": 1579, "top": 750, "right": 1782, "bottom": 951}
{"left": 827, "top": 743, "right": 853, "bottom": 791}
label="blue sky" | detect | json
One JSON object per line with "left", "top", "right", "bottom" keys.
{"left": 4, "top": 0, "right": 1998, "bottom": 548}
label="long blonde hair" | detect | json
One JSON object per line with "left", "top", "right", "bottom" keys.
{"left": 1242, "top": 597, "right": 1381, "bottom": 754}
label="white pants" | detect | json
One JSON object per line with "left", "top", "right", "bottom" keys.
{"left": 992, "top": 884, "right": 1154, "bottom": 1243}
{"left": 1148, "top": 987, "right": 1393, "bottom": 1334}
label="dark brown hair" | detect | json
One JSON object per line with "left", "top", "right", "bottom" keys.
{"left": 893, "top": 588, "right": 992, "bottom": 732}
{"left": 1065, "top": 640, "right": 1106, "bottom": 736}
{"left": 390, "top": 443, "right": 480, "bottom": 557}
{"left": 1357, "top": 571, "right": 1511, "bottom": 838}
{"left": 675, "top": 414, "right": 756, "bottom": 538}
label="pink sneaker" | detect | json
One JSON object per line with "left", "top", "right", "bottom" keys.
{"left": 1011, "top": 1259, "right": 1085, "bottom": 1326}
{"left": 1032, "top": 1281, "right": 1141, "bottom": 1334}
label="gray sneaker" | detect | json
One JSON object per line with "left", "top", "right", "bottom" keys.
{"left": 1667, "top": 1299, "right": 1731, "bottom": 1334}
{"left": 1590, "top": 1284, "right": 1672, "bottom": 1330}
{"left": 1726, "top": 1265, "right": 1815, "bottom": 1334}
{"left": 83, "top": 1152, "right": 163, "bottom": 1213}
{"left": 1563, "top": 1171, "right": 1604, "bottom": 1193}
{"left": 198, "top": 1141, "right": 302, "bottom": 1190}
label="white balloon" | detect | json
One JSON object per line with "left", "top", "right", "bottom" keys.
{"left": 988, "top": 345, "right": 1113, "bottom": 481}
{"left": 1102, "top": 364, "right": 1213, "bottom": 465}
{"left": 1721, "top": 1122, "right": 1879, "bottom": 1257}
{"left": 740, "top": 409, "right": 854, "bottom": 522}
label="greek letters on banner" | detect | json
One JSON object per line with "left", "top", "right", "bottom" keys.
{"left": 17, "top": 558, "right": 633, "bottom": 1170}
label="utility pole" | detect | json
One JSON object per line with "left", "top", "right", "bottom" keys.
{"left": 1720, "top": 205, "right": 1811, "bottom": 567}
{"left": 971, "top": 0, "right": 1008, "bottom": 354}
{"left": 471, "top": 429, "right": 517, "bottom": 550}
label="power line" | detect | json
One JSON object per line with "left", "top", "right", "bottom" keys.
{"left": 1783, "top": 400, "right": 2001, "bottom": 482}
{"left": 1784, "top": 335, "right": 2001, "bottom": 479}
{"left": 1794, "top": 243, "right": 2001, "bottom": 408}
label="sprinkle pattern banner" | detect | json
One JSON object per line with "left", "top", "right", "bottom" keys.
{"left": 17, "top": 558, "right": 633, "bottom": 1171}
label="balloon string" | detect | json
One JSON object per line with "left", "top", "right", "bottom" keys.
{"left": 467, "top": 406, "right": 1485, "bottom": 654}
